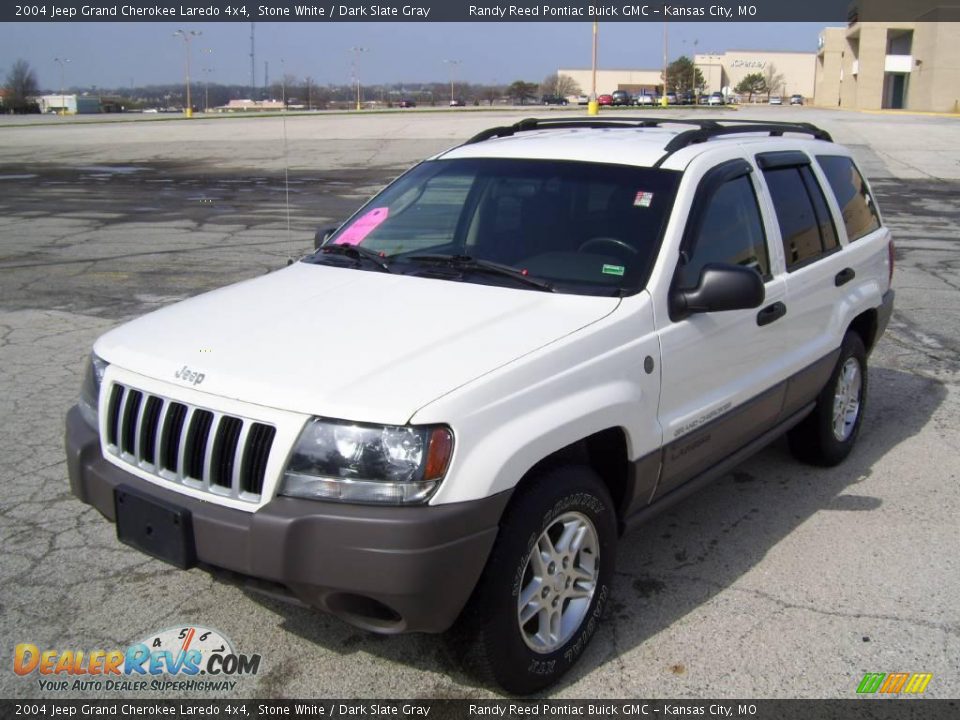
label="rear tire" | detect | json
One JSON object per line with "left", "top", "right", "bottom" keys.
{"left": 457, "top": 466, "right": 617, "bottom": 694}
{"left": 788, "top": 332, "right": 868, "bottom": 467}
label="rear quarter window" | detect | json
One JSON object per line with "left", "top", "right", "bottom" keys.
{"left": 816, "top": 155, "right": 882, "bottom": 242}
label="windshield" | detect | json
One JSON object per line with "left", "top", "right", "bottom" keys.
{"left": 308, "top": 157, "right": 680, "bottom": 296}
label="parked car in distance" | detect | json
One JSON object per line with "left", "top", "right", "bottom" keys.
{"left": 665, "top": 93, "right": 678, "bottom": 105}
{"left": 708, "top": 92, "right": 725, "bottom": 105}
{"left": 449, "top": 99, "right": 466, "bottom": 107}
{"left": 679, "top": 91, "right": 695, "bottom": 105}
{"left": 397, "top": 99, "right": 417, "bottom": 108}
{"left": 769, "top": 95, "right": 783, "bottom": 105}
{"left": 576, "top": 95, "right": 590, "bottom": 105}
{"left": 541, "top": 95, "right": 569, "bottom": 106}
{"left": 612, "top": 90, "right": 632, "bottom": 106}
{"left": 790, "top": 94, "right": 804, "bottom": 105}
{"left": 597, "top": 94, "right": 614, "bottom": 106}
{"left": 635, "top": 93, "right": 655, "bottom": 106}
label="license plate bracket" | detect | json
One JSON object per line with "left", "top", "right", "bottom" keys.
{"left": 114, "top": 485, "right": 196, "bottom": 569}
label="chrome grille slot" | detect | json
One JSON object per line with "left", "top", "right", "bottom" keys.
{"left": 120, "top": 390, "right": 143, "bottom": 456}
{"left": 211, "top": 416, "right": 243, "bottom": 489}
{"left": 104, "top": 382, "right": 276, "bottom": 504}
{"left": 184, "top": 410, "right": 214, "bottom": 480}
{"left": 160, "top": 402, "right": 188, "bottom": 473}
{"left": 241, "top": 424, "right": 276, "bottom": 496}
{"left": 106, "top": 384, "right": 124, "bottom": 447}
{"left": 138, "top": 396, "right": 164, "bottom": 466}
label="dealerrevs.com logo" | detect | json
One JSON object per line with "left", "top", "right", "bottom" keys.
{"left": 14, "top": 626, "right": 261, "bottom": 693}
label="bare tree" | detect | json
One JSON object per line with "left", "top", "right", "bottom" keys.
{"left": 5, "top": 59, "right": 39, "bottom": 113}
{"left": 479, "top": 86, "right": 501, "bottom": 106}
{"left": 540, "top": 73, "right": 582, "bottom": 99}
{"left": 763, "top": 63, "right": 785, "bottom": 98}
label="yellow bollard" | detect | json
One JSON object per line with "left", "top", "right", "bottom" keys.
{"left": 185, "top": 108, "right": 193, "bottom": 118}
{"left": 587, "top": 100, "right": 599, "bottom": 116}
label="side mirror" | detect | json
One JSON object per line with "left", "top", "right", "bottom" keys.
{"left": 670, "top": 264, "right": 765, "bottom": 320}
{"left": 314, "top": 226, "right": 338, "bottom": 250}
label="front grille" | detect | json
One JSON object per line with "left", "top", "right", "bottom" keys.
{"left": 105, "top": 382, "right": 276, "bottom": 502}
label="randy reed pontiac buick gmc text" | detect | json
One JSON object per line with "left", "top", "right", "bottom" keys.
{"left": 67, "top": 117, "right": 895, "bottom": 692}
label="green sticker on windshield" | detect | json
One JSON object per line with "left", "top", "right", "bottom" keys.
{"left": 602, "top": 264, "right": 625, "bottom": 277}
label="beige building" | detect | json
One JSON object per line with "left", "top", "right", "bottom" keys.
{"left": 558, "top": 68, "right": 663, "bottom": 97}
{"left": 814, "top": 18, "right": 960, "bottom": 112}
{"left": 694, "top": 51, "right": 817, "bottom": 99}
{"left": 562, "top": 49, "right": 816, "bottom": 101}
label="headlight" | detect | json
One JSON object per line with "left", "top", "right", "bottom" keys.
{"left": 280, "top": 418, "right": 454, "bottom": 505}
{"left": 78, "top": 352, "right": 109, "bottom": 430}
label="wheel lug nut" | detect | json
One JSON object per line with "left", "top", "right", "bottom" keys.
{"left": 548, "top": 562, "right": 556, "bottom": 574}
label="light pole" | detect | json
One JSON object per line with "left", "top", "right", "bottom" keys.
{"left": 350, "top": 46, "right": 367, "bottom": 111}
{"left": 173, "top": 29, "right": 201, "bottom": 118}
{"left": 588, "top": 21, "right": 599, "bottom": 115}
{"left": 443, "top": 59, "right": 461, "bottom": 105}
{"left": 53, "top": 57, "right": 69, "bottom": 116}
{"left": 201, "top": 48, "right": 213, "bottom": 112}
{"left": 661, "top": 21, "right": 669, "bottom": 107}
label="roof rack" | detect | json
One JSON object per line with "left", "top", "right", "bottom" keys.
{"left": 462, "top": 117, "right": 833, "bottom": 165}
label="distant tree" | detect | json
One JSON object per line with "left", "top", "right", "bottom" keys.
{"left": 5, "top": 59, "right": 40, "bottom": 113}
{"left": 735, "top": 72, "right": 767, "bottom": 103}
{"left": 540, "top": 73, "right": 581, "bottom": 99}
{"left": 480, "top": 85, "right": 501, "bottom": 106}
{"left": 507, "top": 80, "right": 538, "bottom": 105}
{"left": 763, "top": 63, "right": 785, "bottom": 98}
{"left": 664, "top": 57, "right": 704, "bottom": 94}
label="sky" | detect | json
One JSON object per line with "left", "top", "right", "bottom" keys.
{"left": 1, "top": 22, "right": 838, "bottom": 91}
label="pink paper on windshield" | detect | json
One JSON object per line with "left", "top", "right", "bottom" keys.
{"left": 335, "top": 207, "right": 389, "bottom": 246}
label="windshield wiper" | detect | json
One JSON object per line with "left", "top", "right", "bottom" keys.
{"left": 405, "top": 254, "right": 554, "bottom": 292}
{"left": 315, "top": 244, "right": 392, "bottom": 272}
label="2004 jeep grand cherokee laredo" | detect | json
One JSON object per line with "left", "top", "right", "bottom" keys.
{"left": 66, "top": 117, "right": 894, "bottom": 693}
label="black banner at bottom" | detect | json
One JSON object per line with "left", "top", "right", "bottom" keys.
{"left": 2, "top": 699, "right": 958, "bottom": 720}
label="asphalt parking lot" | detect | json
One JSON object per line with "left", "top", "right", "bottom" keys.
{"left": 0, "top": 107, "right": 957, "bottom": 700}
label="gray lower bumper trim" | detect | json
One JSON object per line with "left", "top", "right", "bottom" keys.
{"left": 66, "top": 405, "right": 510, "bottom": 633}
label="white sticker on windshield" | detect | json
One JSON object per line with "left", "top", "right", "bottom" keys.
{"left": 633, "top": 191, "right": 654, "bottom": 208}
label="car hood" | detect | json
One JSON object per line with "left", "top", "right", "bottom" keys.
{"left": 96, "top": 262, "right": 621, "bottom": 425}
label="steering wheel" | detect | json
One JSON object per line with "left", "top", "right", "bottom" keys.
{"left": 578, "top": 236, "right": 639, "bottom": 256}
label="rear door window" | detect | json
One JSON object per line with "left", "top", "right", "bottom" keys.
{"left": 762, "top": 164, "right": 839, "bottom": 271}
{"left": 816, "top": 155, "right": 882, "bottom": 242}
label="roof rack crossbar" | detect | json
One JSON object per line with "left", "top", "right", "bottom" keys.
{"left": 461, "top": 117, "right": 833, "bottom": 162}
{"left": 464, "top": 116, "right": 730, "bottom": 144}
{"left": 661, "top": 122, "right": 833, "bottom": 154}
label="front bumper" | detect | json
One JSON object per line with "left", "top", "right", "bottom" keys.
{"left": 65, "top": 406, "right": 509, "bottom": 633}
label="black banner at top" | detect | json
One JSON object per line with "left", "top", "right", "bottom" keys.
{"left": 3, "top": 0, "right": 959, "bottom": 23}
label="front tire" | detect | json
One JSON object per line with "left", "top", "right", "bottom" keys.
{"left": 458, "top": 466, "right": 617, "bottom": 694}
{"left": 788, "top": 332, "right": 868, "bottom": 466}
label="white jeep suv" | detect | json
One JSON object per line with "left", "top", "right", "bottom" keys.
{"left": 67, "top": 117, "right": 895, "bottom": 693}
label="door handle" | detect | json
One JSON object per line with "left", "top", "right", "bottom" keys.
{"left": 757, "top": 301, "right": 787, "bottom": 327}
{"left": 835, "top": 267, "right": 856, "bottom": 286}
